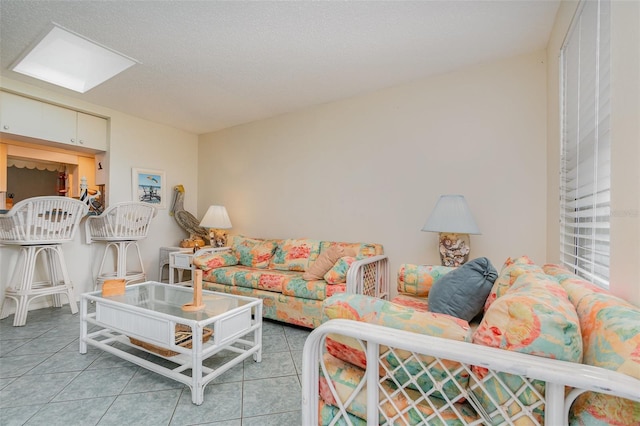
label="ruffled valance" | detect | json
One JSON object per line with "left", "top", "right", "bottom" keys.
{"left": 7, "top": 158, "right": 62, "bottom": 172}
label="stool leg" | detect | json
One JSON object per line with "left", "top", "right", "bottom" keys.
{"left": 52, "top": 245, "right": 78, "bottom": 315}
{"left": 10, "top": 246, "right": 38, "bottom": 327}
{"left": 95, "top": 240, "right": 147, "bottom": 287}
{"left": 95, "top": 242, "right": 115, "bottom": 291}
{"left": 117, "top": 241, "right": 127, "bottom": 280}
{"left": 0, "top": 247, "right": 26, "bottom": 320}
{"left": 132, "top": 241, "right": 146, "bottom": 283}
{"left": 45, "top": 248, "right": 63, "bottom": 308}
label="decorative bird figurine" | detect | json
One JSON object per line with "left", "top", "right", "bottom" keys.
{"left": 170, "top": 184, "right": 210, "bottom": 244}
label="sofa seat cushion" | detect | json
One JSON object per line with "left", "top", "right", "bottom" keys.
{"left": 232, "top": 268, "right": 297, "bottom": 292}
{"left": 282, "top": 277, "right": 346, "bottom": 301}
{"left": 319, "top": 352, "right": 479, "bottom": 425}
{"left": 391, "top": 294, "right": 429, "bottom": 312}
{"left": 201, "top": 265, "right": 344, "bottom": 302}
{"left": 323, "top": 293, "right": 472, "bottom": 401}
{"left": 269, "top": 238, "right": 322, "bottom": 272}
{"left": 201, "top": 266, "right": 292, "bottom": 293}
{"left": 471, "top": 272, "right": 582, "bottom": 424}
{"left": 202, "top": 265, "right": 238, "bottom": 285}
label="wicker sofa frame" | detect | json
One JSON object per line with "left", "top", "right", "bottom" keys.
{"left": 302, "top": 319, "right": 640, "bottom": 425}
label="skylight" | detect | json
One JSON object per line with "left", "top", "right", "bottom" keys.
{"left": 11, "top": 24, "right": 138, "bottom": 93}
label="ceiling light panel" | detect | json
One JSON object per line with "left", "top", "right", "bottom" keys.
{"left": 12, "top": 25, "right": 138, "bottom": 93}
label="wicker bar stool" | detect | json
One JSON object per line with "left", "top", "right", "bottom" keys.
{"left": 85, "top": 202, "right": 157, "bottom": 290}
{"left": 0, "top": 196, "right": 88, "bottom": 326}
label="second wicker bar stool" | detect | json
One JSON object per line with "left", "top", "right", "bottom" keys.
{"left": 85, "top": 202, "right": 157, "bottom": 290}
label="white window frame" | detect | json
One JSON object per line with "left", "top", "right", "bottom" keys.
{"left": 559, "top": 0, "right": 611, "bottom": 288}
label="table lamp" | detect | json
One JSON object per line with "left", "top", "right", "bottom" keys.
{"left": 199, "top": 205, "right": 232, "bottom": 247}
{"left": 421, "top": 195, "right": 480, "bottom": 267}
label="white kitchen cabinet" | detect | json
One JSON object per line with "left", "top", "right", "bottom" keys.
{"left": 0, "top": 91, "right": 107, "bottom": 151}
{"left": 40, "top": 100, "right": 77, "bottom": 144}
{"left": 0, "top": 91, "right": 43, "bottom": 139}
{"left": 76, "top": 112, "right": 107, "bottom": 150}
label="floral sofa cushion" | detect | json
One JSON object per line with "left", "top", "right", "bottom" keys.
{"left": 544, "top": 264, "right": 640, "bottom": 426}
{"left": 471, "top": 272, "right": 583, "bottom": 424}
{"left": 200, "top": 265, "right": 345, "bottom": 301}
{"left": 396, "top": 264, "right": 455, "bottom": 298}
{"left": 268, "top": 238, "right": 322, "bottom": 272}
{"left": 318, "top": 241, "right": 382, "bottom": 258}
{"left": 227, "top": 235, "right": 278, "bottom": 268}
{"left": 319, "top": 351, "right": 479, "bottom": 425}
{"left": 323, "top": 256, "right": 357, "bottom": 284}
{"left": 483, "top": 255, "right": 542, "bottom": 312}
{"left": 390, "top": 264, "right": 453, "bottom": 312}
{"left": 322, "top": 293, "right": 472, "bottom": 402}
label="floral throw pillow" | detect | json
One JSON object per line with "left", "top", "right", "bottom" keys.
{"left": 324, "top": 256, "right": 357, "bottom": 284}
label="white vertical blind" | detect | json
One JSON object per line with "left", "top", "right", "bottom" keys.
{"left": 560, "top": 0, "right": 611, "bottom": 288}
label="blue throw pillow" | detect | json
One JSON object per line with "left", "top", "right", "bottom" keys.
{"left": 427, "top": 257, "right": 498, "bottom": 322}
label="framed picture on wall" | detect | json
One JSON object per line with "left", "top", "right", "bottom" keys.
{"left": 132, "top": 167, "right": 166, "bottom": 209}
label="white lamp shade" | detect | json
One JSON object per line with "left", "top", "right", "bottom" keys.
{"left": 199, "top": 205, "right": 232, "bottom": 229}
{"left": 421, "top": 195, "right": 480, "bottom": 234}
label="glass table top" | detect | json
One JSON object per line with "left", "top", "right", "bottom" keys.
{"left": 88, "top": 282, "right": 252, "bottom": 322}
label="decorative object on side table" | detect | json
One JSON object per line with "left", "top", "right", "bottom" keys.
{"left": 181, "top": 269, "right": 205, "bottom": 311}
{"left": 199, "top": 205, "right": 232, "bottom": 247}
{"left": 421, "top": 194, "right": 480, "bottom": 267}
{"left": 179, "top": 238, "right": 205, "bottom": 249}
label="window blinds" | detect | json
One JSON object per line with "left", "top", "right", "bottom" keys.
{"left": 560, "top": 0, "right": 611, "bottom": 288}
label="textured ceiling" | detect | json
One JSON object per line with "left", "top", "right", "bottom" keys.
{"left": 0, "top": 1, "right": 560, "bottom": 135}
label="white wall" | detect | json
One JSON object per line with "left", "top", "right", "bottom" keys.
{"left": 0, "top": 78, "right": 199, "bottom": 312}
{"left": 198, "top": 50, "right": 548, "bottom": 296}
{"left": 546, "top": 1, "right": 640, "bottom": 306}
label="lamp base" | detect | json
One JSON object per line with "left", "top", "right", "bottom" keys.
{"left": 208, "top": 228, "right": 229, "bottom": 248}
{"left": 438, "top": 233, "right": 470, "bottom": 267}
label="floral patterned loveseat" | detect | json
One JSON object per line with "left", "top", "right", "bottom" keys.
{"left": 302, "top": 256, "right": 640, "bottom": 425}
{"left": 192, "top": 235, "right": 388, "bottom": 328}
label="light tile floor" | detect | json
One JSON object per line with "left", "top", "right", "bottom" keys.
{"left": 0, "top": 305, "right": 311, "bottom": 426}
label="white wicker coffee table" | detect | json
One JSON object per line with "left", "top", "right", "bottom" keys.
{"left": 80, "top": 281, "right": 262, "bottom": 405}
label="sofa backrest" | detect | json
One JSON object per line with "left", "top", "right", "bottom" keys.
{"left": 543, "top": 264, "right": 640, "bottom": 375}
{"left": 543, "top": 263, "right": 640, "bottom": 425}
{"left": 225, "top": 235, "right": 383, "bottom": 272}
{"left": 319, "top": 241, "right": 383, "bottom": 258}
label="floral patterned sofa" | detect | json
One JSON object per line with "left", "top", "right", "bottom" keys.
{"left": 192, "top": 235, "right": 388, "bottom": 328}
{"left": 302, "top": 256, "right": 640, "bottom": 425}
